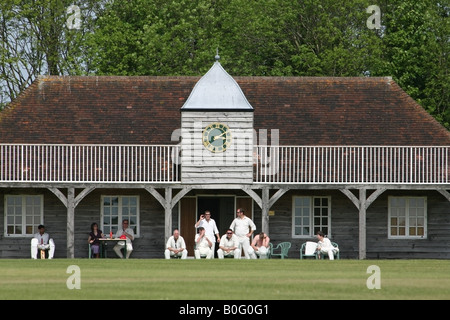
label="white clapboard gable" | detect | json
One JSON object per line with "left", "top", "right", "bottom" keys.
{"left": 181, "top": 59, "right": 254, "bottom": 184}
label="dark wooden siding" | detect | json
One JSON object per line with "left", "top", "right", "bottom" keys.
{"left": 0, "top": 188, "right": 68, "bottom": 258}
{"left": 1, "top": 188, "right": 449, "bottom": 259}
{"left": 255, "top": 189, "right": 450, "bottom": 259}
{"left": 253, "top": 190, "right": 359, "bottom": 259}
{"left": 0, "top": 188, "right": 177, "bottom": 259}
{"left": 365, "top": 190, "right": 450, "bottom": 259}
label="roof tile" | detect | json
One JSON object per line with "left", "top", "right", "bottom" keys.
{"left": 0, "top": 76, "right": 448, "bottom": 145}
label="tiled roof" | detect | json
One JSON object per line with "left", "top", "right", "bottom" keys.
{"left": 1, "top": 75, "right": 449, "bottom": 145}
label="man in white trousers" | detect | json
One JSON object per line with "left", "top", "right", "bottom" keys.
{"left": 248, "top": 232, "right": 270, "bottom": 259}
{"left": 114, "top": 219, "right": 134, "bottom": 259}
{"left": 229, "top": 208, "right": 256, "bottom": 259}
{"left": 194, "top": 227, "right": 213, "bottom": 259}
{"left": 165, "top": 229, "right": 188, "bottom": 259}
{"left": 217, "top": 229, "right": 240, "bottom": 259}
{"left": 195, "top": 210, "right": 220, "bottom": 258}
{"left": 316, "top": 230, "right": 338, "bottom": 260}
{"left": 31, "top": 225, "right": 55, "bottom": 259}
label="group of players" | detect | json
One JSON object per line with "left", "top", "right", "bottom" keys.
{"left": 164, "top": 208, "right": 270, "bottom": 259}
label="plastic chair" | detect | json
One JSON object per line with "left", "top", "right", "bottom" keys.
{"left": 88, "top": 243, "right": 104, "bottom": 258}
{"left": 316, "top": 242, "right": 340, "bottom": 260}
{"left": 267, "top": 243, "right": 273, "bottom": 259}
{"left": 270, "top": 242, "right": 291, "bottom": 259}
{"left": 300, "top": 241, "right": 319, "bottom": 259}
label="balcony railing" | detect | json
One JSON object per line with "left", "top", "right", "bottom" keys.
{"left": 254, "top": 146, "right": 449, "bottom": 184}
{"left": 0, "top": 144, "right": 181, "bottom": 183}
{"left": 1, "top": 144, "right": 449, "bottom": 184}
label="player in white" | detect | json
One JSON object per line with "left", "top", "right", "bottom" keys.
{"left": 31, "top": 225, "right": 55, "bottom": 259}
{"left": 195, "top": 210, "right": 220, "bottom": 258}
{"left": 229, "top": 208, "right": 256, "bottom": 259}
{"left": 165, "top": 229, "right": 188, "bottom": 259}
{"left": 217, "top": 229, "right": 240, "bottom": 259}
{"left": 194, "top": 227, "right": 213, "bottom": 259}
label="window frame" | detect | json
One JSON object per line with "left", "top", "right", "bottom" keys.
{"left": 388, "top": 196, "right": 427, "bottom": 239}
{"left": 100, "top": 195, "right": 140, "bottom": 237}
{"left": 4, "top": 194, "right": 44, "bottom": 237}
{"left": 292, "top": 196, "right": 331, "bottom": 238}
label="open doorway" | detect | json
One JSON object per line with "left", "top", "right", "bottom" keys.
{"left": 197, "top": 196, "right": 234, "bottom": 258}
{"left": 179, "top": 195, "right": 253, "bottom": 257}
{"left": 197, "top": 196, "right": 235, "bottom": 237}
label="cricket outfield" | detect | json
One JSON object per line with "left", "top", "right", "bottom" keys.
{"left": 0, "top": 258, "right": 449, "bottom": 300}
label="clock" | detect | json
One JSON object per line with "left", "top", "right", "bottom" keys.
{"left": 202, "top": 123, "right": 232, "bottom": 152}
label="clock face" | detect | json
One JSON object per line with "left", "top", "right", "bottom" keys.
{"left": 202, "top": 123, "right": 232, "bottom": 153}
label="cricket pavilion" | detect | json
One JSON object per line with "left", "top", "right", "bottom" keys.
{"left": 1, "top": 56, "right": 449, "bottom": 259}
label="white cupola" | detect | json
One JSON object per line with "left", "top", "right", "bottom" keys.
{"left": 180, "top": 55, "right": 254, "bottom": 185}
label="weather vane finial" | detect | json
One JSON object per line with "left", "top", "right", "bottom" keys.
{"left": 215, "top": 48, "right": 220, "bottom": 61}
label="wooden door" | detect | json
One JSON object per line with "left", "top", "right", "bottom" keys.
{"left": 180, "top": 197, "right": 196, "bottom": 257}
{"left": 236, "top": 197, "right": 253, "bottom": 221}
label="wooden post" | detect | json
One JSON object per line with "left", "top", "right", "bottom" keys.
{"left": 340, "top": 188, "right": 385, "bottom": 260}
{"left": 359, "top": 188, "right": 367, "bottom": 260}
{"left": 145, "top": 186, "right": 192, "bottom": 247}
{"left": 164, "top": 187, "right": 173, "bottom": 245}
{"left": 67, "top": 187, "right": 75, "bottom": 259}
{"left": 261, "top": 188, "right": 270, "bottom": 235}
{"left": 48, "top": 187, "right": 94, "bottom": 259}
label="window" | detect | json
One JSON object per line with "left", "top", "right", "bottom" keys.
{"left": 101, "top": 196, "right": 139, "bottom": 237}
{"left": 292, "top": 196, "right": 331, "bottom": 238}
{"left": 389, "top": 196, "right": 426, "bottom": 238}
{"left": 4, "top": 195, "right": 43, "bottom": 236}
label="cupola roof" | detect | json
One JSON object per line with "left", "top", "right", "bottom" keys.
{"left": 181, "top": 57, "right": 253, "bottom": 111}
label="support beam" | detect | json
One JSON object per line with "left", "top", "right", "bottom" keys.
{"left": 48, "top": 187, "right": 68, "bottom": 207}
{"left": 340, "top": 188, "right": 386, "bottom": 260}
{"left": 268, "top": 188, "right": 289, "bottom": 208}
{"left": 359, "top": 188, "right": 367, "bottom": 260}
{"left": 339, "top": 189, "right": 359, "bottom": 210}
{"left": 437, "top": 189, "right": 450, "bottom": 202}
{"left": 164, "top": 187, "right": 173, "bottom": 245}
{"left": 49, "top": 187, "right": 95, "bottom": 209}
{"left": 242, "top": 187, "right": 262, "bottom": 208}
{"left": 67, "top": 188, "right": 75, "bottom": 259}
{"left": 145, "top": 186, "right": 192, "bottom": 244}
{"left": 144, "top": 186, "right": 166, "bottom": 206}
{"left": 145, "top": 186, "right": 172, "bottom": 243}
{"left": 261, "top": 188, "right": 270, "bottom": 235}
{"left": 366, "top": 188, "right": 386, "bottom": 209}
{"left": 73, "top": 186, "right": 96, "bottom": 207}
{"left": 48, "top": 187, "right": 95, "bottom": 258}
{"left": 244, "top": 187, "right": 289, "bottom": 236}
{"left": 171, "top": 187, "right": 192, "bottom": 208}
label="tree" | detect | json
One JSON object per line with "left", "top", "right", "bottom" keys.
{"left": 0, "top": 0, "right": 107, "bottom": 109}
{"left": 372, "top": 0, "right": 449, "bottom": 128}
{"left": 1, "top": 0, "right": 448, "bottom": 129}
{"left": 85, "top": 0, "right": 221, "bottom": 76}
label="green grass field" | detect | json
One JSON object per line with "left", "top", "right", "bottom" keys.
{"left": 1, "top": 259, "right": 449, "bottom": 300}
